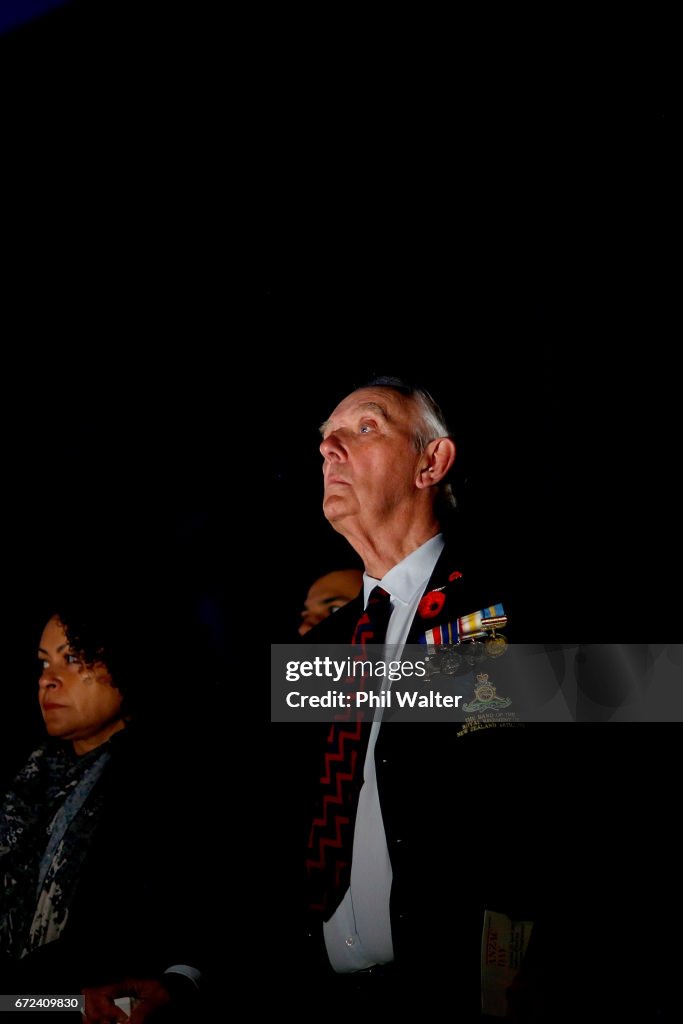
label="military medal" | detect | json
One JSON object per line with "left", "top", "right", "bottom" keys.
{"left": 483, "top": 615, "right": 508, "bottom": 658}
{"left": 439, "top": 645, "right": 463, "bottom": 675}
{"left": 418, "top": 603, "right": 508, "bottom": 667}
{"left": 424, "top": 652, "right": 443, "bottom": 676}
{"left": 462, "top": 639, "right": 486, "bottom": 665}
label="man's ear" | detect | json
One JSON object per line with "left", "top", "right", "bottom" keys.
{"left": 416, "top": 437, "right": 456, "bottom": 489}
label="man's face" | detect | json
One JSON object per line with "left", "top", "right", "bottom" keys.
{"left": 320, "top": 387, "right": 423, "bottom": 531}
{"left": 298, "top": 569, "right": 363, "bottom": 635}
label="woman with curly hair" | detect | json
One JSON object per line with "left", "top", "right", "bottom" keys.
{"left": 0, "top": 602, "right": 206, "bottom": 1022}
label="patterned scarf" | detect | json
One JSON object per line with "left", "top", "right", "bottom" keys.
{"left": 0, "top": 741, "right": 111, "bottom": 959}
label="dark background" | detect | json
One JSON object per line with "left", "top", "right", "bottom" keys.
{"left": 2, "top": 4, "right": 677, "bottom": 756}
{"left": 1, "top": 2, "right": 230, "bottom": 785}
{"left": 1, "top": 351, "right": 226, "bottom": 787}
{"left": 0, "top": 8, "right": 679, "bottom": 1018}
{"left": 255, "top": 48, "right": 676, "bottom": 641}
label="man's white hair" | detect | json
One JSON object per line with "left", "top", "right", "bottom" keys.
{"left": 365, "top": 377, "right": 457, "bottom": 510}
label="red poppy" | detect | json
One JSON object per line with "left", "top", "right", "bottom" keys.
{"left": 448, "top": 570, "right": 463, "bottom": 582}
{"left": 418, "top": 591, "right": 446, "bottom": 619}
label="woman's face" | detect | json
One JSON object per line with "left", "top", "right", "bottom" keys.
{"left": 38, "top": 616, "right": 126, "bottom": 755}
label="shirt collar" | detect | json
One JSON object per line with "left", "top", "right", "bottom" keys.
{"left": 363, "top": 533, "right": 445, "bottom": 606}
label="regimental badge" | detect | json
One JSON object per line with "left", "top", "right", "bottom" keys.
{"left": 462, "top": 673, "right": 512, "bottom": 712}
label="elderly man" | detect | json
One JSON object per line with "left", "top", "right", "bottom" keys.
{"left": 291, "top": 377, "right": 676, "bottom": 1021}
{"left": 299, "top": 378, "right": 545, "bottom": 1011}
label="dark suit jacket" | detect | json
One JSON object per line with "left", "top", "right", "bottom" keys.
{"left": 298, "top": 540, "right": 677, "bottom": 1019}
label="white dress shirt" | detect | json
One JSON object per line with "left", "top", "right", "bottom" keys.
{"left": 323, "top": 533, "right": 445, "bottom": 971}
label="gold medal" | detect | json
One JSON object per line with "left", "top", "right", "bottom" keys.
{"left": 484, "top": 616, "right": 508, "bottom": 658}
{"left": 485, "top": 634, "right": 508, "bottom": 658}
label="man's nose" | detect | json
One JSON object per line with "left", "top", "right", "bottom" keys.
{"left": 320, "top": 431, "right": 347, "bottom": 461}
{"left": 299, "top": 610, "right": 321, "bottom": 636}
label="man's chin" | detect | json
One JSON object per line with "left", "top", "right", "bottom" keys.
{"left": 323, "top": 498, "right": 353, "bottom": 530}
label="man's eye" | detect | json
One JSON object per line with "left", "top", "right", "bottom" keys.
{"left": 39, "top": 659, "right": 49, "bottom": 670}
{"left": 359, "top": 423, "right": 371, "bottom": 434}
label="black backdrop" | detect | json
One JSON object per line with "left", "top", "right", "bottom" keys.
{"left": 2, "top": 0, "right": 677, "bottom": 846}
{"left": 264, "top": 240, "right": 674, "bottom": 646}
{"left": 2, "top": 5, "right": 230, "bottom": 786}
{"left": 3, "top": 1, "right": 676, "bottom": 685}
{"left": 0, "top": 9, "right": 679, "bottom": 1020}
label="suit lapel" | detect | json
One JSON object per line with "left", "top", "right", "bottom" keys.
{"left": 406, "top": 542, "right": 508, "bottom": 644}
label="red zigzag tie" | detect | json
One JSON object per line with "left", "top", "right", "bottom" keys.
{"left": 306, "top": 585, "right": 392, "bottom": 920}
